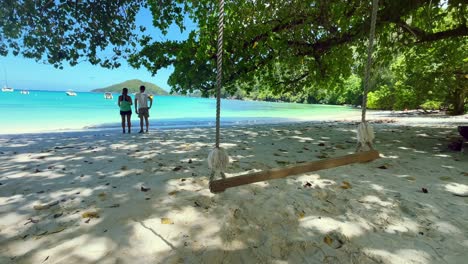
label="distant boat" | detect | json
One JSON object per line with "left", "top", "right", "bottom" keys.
{"left": 66, "top": 90, "right": 77, "bottom": 96}
{"left": 2, "top": 68, "right": 13, "bottom": 92}
{"left": 20, "top": 90, "right": 29, "bottom": 94}
{"left": 104, "top": 92, "right": 113, "bottom": 99}
{"left": 2, "top": 86, "right": 14, "bottom": 92}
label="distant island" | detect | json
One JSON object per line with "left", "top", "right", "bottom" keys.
{"left": 91, "top": 79, "right": 169, "bottom": 95}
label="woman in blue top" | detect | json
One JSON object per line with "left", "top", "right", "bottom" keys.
{"left": 118, "top": 88, "right": 132, "bottom": 133}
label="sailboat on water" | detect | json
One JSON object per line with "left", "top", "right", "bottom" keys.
{"left": 2, "top": 68, "right": 13, "bottom": 92}
{"left": 1, "top": 86, "right": 13, "bottom": 92}
{"left": 66, "top": 90, "right": 77, "bottom": 96}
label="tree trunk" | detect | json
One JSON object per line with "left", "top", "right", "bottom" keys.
{"left": 450, "top": 78, "right": 467, "bottom": 115}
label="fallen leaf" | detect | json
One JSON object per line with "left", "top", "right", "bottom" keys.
{"left": 316, "top": 154, "right": 329, "bottom": 159}
{"left": 24, "top": 218, "right": 39, "bottom": 225}
{"left": 33, "top": 201, "right": 59, "bottom": 210}
{"left": 298, "top": 211, "right": 305, "bottom": 219}
{"left": 161, "top": 218, "right": 174, "bottom": 224}
{"left": 335, "top": 144, "right": 346, "bottom": 149}
{"left": 53, "top": 213, "right": 63, "bottom": 218}
{"left": 49, "top": 226, "right": 66, "bottom": 234}
{"left": 340, "top": 181, "right": 352, "bottom": 189}
{"left": 276, "top": 160, "right": 290, "bottom": 165}
{"left": 35, "top": 230, "right": 48, "bottom": 237}
{"left": 82, "top": 211, "right": 99, "bottom": 218}
{"left": 324, "top": 235, "right": 333, "bottom": 246}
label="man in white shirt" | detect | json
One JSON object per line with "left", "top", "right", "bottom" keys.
{"left": 134, "top": 85, "right": 153, "bottom": 133}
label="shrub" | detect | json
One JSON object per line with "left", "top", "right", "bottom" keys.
{"left": 420, "top": 100, "right": 442, "bottom": 111}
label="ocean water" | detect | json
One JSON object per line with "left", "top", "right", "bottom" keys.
{"left": 0, "top": 90, "right": 361, "bottom": 134}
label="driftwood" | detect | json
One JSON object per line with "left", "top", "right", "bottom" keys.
{"left": 210, "top": 150, "right": 380, "bottom": 193}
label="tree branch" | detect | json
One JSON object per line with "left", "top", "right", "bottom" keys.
{"left": 396, "top": 20, "right": 468, "bottom": 43}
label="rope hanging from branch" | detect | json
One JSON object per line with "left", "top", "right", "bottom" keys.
{"left": 357, "top": 0, "right": 379, "bottom": 152}
{"left": 215, "top": 0, "right": 224, "bottom": 149}
{"left": 208, "top": 0, "right": 229, "bottom": 180}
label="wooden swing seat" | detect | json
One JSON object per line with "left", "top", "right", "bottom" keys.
{"left": 209, "top": 150, "right": 380, "bottom": 193}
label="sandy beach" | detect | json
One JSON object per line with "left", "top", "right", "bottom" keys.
{"left": 1, "top": 112, "right": 468, "bottom": 264}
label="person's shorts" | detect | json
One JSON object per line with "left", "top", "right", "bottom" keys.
{"left": 120, "top": 110, "right": 132, "bottom": 116}
{"left": 138, "top": 107, "right": 149, "bottom": 118}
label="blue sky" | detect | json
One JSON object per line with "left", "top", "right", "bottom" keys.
{"left": 0, "top": 8, "right": 195, "bottom": 92}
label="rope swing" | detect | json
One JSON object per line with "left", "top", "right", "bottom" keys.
{"left": 208, "top": 0, "right": 381, "bottom": 193}
{"left": 356, "top": 0, "right": 379, "bottom": 152}
{"left": 208, "top": 0, "right": 229, "bottom": 182}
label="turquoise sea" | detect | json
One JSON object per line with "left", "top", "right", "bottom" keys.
{"left": 0, "top": 90, "right": 361, "bottom": 134}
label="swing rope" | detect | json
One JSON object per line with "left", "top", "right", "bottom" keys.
{"left": 357, "top": 0, "right": 379, "bottom": 152}
{"left": 208, "top": 0, "right": 229, "bottom": 182}
{"left": 215, "top": 0, "right": 224, "bottom": 149}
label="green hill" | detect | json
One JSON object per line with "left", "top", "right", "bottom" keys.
{"left": 92, "top": 79, "right": 169, "bottom": 95}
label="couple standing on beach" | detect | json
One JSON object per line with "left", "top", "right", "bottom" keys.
{"left": 118, "top": 85, "right": 153, "bottom": 134}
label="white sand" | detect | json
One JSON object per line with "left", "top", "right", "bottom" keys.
{"left": 1, "top": 112, "right": 468, "bottom": 264}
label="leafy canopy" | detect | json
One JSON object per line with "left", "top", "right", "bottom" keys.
{"left": 130, "top": 0, "right": 467, "bottom": 96}
{"left": 0, "top": 0, "right": 145, "bottom": 69}
{"left": 1, "top": 0, "right": 467, "bottom": 98}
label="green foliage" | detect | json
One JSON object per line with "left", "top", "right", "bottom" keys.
{"left": 131, "top": 0, "right": 468, "bottom": 96}
{"left": 0, "top": 0, "right": 145, "bottom": 68}
{"left": 92, "top": 79, "right": 168, "bottom": 95}
{"left": 420, "top": 100, "right": 443, "bottom": 110}
{"left": 367, "top": 85, "right": 394, "bottom": 110}
{"left": 332, "top": 74, "right": 362, "bottom": 106}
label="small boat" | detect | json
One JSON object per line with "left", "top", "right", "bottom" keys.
{"left": 104, "top": 92, "right": 113, "bottom": 99}
{"left": 66, "top": 90, "right": 77, "bottom": 96}
{"left": 2, "top": 86, "right": 14, "bottom": 92}
{"left": 20, "top": 90, "right": 30, "bottom": 94}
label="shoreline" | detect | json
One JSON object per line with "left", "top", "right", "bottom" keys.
{"left": 2, "top": 110, "right": 467, "bottom": 136}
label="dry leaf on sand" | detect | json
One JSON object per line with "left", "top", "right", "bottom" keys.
{"left": 340, "top": 181, "right": 352, "bottom": 189}
{"left": 161, "top": 218, "right": 174, "bottom": 224}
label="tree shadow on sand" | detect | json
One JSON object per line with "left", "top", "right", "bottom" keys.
{"left": 0, "top": 122, "right": 467, "bottom": 263}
